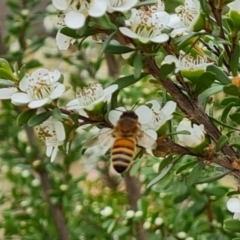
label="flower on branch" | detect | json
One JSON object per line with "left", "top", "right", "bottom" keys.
{"left": 36, "top": 117, "right": 66, "bottom": 162}
{"left": 163, "top": 54, "right": 212, "bottom": 73}
{"left": 10, "top": 68, "right": 65, "bottom": 109}
{"left": 66, "top": 83, "right": 118, "bottom": 117}
{"left": 168, "top": 0, "right": 203, "bottom": 37}
{"left": 119, "top": 4, "right": 170, "bottom": 44}
{"left": 106, "top": 0, "right": 138, "bottom": 13}
{"left": 144, "top": 100, "right": 177, "bottom": 132}
{"left": 52, "top": 0, "right": 107, "bottom": 29}
{"left": 177, "top": 118, "right": 207, "bottom": 153}
{"left": 227, "top": 197, "right": 240, "bottom": 219}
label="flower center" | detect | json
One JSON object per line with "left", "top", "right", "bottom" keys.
{"left": 180, "top": 55, "right": 207, "bottom": 70}
{"left": 108, "top": 0, "right": 125, "bottom": 7}
{"left": 26, "top": 75, "right": 53, "bottom": 100}
{"left": 76, "top": 83, "right": 104, "bottom": 106}
{"left": 67, "top": 0, "right": 91, "bottom": 12}
{"left": 178, "top": 2, "right": 199, "bottom": 28}
{"left": 131, "top": 11, "right": 164, "bottom": 39}
{"left": 36, "top": 124, "right": 56, "bottom": 145}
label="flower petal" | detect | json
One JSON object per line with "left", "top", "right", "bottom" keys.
{"left": 119, "top": 27, "right": 139, "bottom": 39}
{"left": 233, "top": 212, "right": 240, "bottom": 219}
{"left": 0, "top": 88, "right": 16, "bottom": 99}
{"left": 50, "top": 147, "right": 58, "bottom": 162}
{"left": 56, "top": 30, "right": 72, "bottom": 50}
{"left": 227, "top": 198, "right": 240, "bottom": 213}
{"left": 108, "top": 107, "right": 126, "bottom": 126}
{"left": 107, "top": 0, "right": 137, "bottom": 13}
{"left": 104, "top": 84, "right": 118, "bottom": 96}
{"left": 151, "top": 33, "right": 169, "bottom": 43}
{"left": 54, "top": 121, "right": 66, "bottom": 141}
{"left": 65, "top": 11, "right": 86, "bottom": 29}
{"left": 11, "top": 92, "right": 30, "bottom": 104}
{"left": 145, "top": 129, "right": 157, "bottom": 140}
{"left": 28, "top": 98, "right": 49, "bottom": 109}
{"left": 135, "top": 105, "right": 152, "bottom": 124}
{"left": 146, "top": 100, "right": 161, "bottom": 111}
{"left": 50, "top": 84, "right": 65, "bottom": 99}
{"left": 162, "top": 101, "right": 177, "bottom": 116}
{"left": 52, "top": 0, "right": 68, "bottom": 10}
{"left": 66, "top": 99, "right": 82, "bottom": 110}
{"left": 89, "top": 0, "right": 107, "bottom": 17}
{"left": 46, "top": 146, "right": 53, "bottom": 157}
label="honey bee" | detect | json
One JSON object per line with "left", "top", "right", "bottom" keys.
{"left": 84, "top": 110, "right": 156, "bottom": 174}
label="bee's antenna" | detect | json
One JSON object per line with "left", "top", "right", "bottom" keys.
{"left": 131, "top": 99, "right": 141, "bottom": 111}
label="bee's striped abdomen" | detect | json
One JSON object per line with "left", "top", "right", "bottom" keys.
{"left": 111, "top": 138, "right": 135, "bottom": 173}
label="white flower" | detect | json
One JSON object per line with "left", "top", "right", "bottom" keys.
{"left": 144, "top": 100, "right": 176, "bottom": 131}
{"left": 52, "top": 0, "right": 107, "bottom": 29}
{"left": 56, "top": 28, "right": 76, "bottom": 50}
{"left": 143, "top": 221, "right": 151, "bottom": 229}
{"left": 106, "top": 0, "right": 137, "bottom": 13}
{"left": 227, "top": 197, "right": 240, "bottom": 219}
{"left": 36, "top": 117, "right": 66, "bottom": 162}
{"left": 135, "top": 210, "right": 143, "bottom": 218}
{"left": 125, "top": 210, "right": 135, "bottom": 218}
{"left": 163, "top": 54, "right": 212, "bottom": 73}
{"left": 10, "top": 68, "right": 65, "bottom": 109}
{"left": 100, "top": 206, "right": 113, "bottom": 217}
{"left": 177, "top": 118, "right": 206, "bottom": 148}
{"left": 169, "top": 0, "right": 201, "bottom": 37}
{"left": 0, "top": 87, "right": 18, "bottom": 99}
{"left": 66, "top": 84, "right": 118, "bottom": 116}
{"left": 176, "top": 231, "right": 187, "bottom": 239}
{"left": 228, "top": 0, "right": 240, "bottom": 12}
{"left": 119, "top": 7, "right": 170, "bottom": 44}
{"left": 154, "top": 217, "right": 163, "bottom": 226}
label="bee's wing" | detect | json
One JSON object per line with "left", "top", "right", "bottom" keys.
{"left": 137, "top": 131, "right": 157, "bottom": 149}
{"left": 83, "top": 128, "right": 113, "bottom": 149}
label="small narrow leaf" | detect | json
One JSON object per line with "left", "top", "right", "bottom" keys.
{"left": 104, "top": 45, "right": 135, "bottom": 54}
{"left": 223, "top": 84, "right": 240, "bottom": 96}
{"left": 227, "top": 190, "right": 240, "bottom": 197}
{"left": 221, "top": 97, "right": 240, "bottom": 106}
{"left": 52, "top": 108, "right": 63, "bottom": 121}
{"left": 175, "top": 160, "right": 198, "bottom": 175}
{"left": 230, "top": 45, "right": 240, "bottom": 76}
{"left": 28, "top": 111, "right": 52, "bottom": 127}
{"left": 215, "top": 135, "right": 229, "bottom": 152}
{"left": 133, "top": 51, "right": 143, "bottom": 79}
{"left": 98, "top": 31, "right": 117, "bottom": 58}
{"left": 159, "top": 63, "right": 175, "bottom": 80}
{"left": 17, "top": 109, "right": 36, "bottom": 126}
{"left": 221, "top": 102, "right": 235, "bottom": 122}
{"left": 229, "top": 112, "right": 240, "bottom": 124}
{"left": 195, "top": 72, "right": 215, "bottom": 95}
{"left": 146, "top": 163, "right": 174, "bottom": 189}
{"left": 224, "top": 219, "right": 240, "bottom": 233}
{"left": 207, "top": 65, "right": 230, "bottom": 85}
{"left": 187, "top": 161, "right": 204, "bottom": 186}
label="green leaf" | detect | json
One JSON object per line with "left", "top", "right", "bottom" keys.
{"left": 112, "top": 226, "right": 130, "bottom": 237}
{"left": 159, "top": 63, "right": 175, "bottom": 80}
{"left": 224, "top": 219, "right": 240, "bottom": 233}
{"left": 215, "top": 135, "right": 229, "bottom": 152}
{"left": 93, "top": 15, "right": 117, "bottom": 30}
{"left": 28, "top": 111, "right": 52, "bottom": 127}
{"left": 223, "top": 84, "right": 240, "bottom": 96}
{"left": 187, "top": 161, "right": 204, "bottom": 186}
{"left": 146, "top": 163, "right": 174, "bottom": 189}
{"left": 230, "top": 45, "right": 240, "bottom": 76}
{"left": 210, "top": 116, "right": 240, "bottom": 131}
{"left": 0, "top": 58, "right": 13, "bottom": 73}
{"left": 193, "top": 170, "right": 231, "bottom": 185}
{"left": 112, "top": 73, "right": 149, "bottom": 90}
{"left": 195, "top": 71, "right": 215, "bottom": 95}
{"left": 103, "top": 44, "right": 135, "bottom": 54}
{"left": 198, "top": 85, "right": 223, "bottom": 109}
{"left": 25, "top": 59, "right": 42, "bottom": 69}
{"left": 52, "top": 108, "right": 63, "bottom": 121}
{"left": 207, "top": 65, "right": 230, "bottom": 85}
{"left": 98, "top": 31, "right": 117, "bottom": 58}
{"left": 0, "top": 79, "right": 15, "bottom": 86}
{"left": 230, "top": 112, "right": 240, "bottom": 124}
{"left": 227, "top": 190, "right": 240, "bottom": 197}
{"left": 133, "top": 51, "right": 143, "bottom": 79}
{"left": 159, "top": 155, "right": 173, "bottom": 171}
{"left": 60, "top": 27, "right": 83, "bottom": 38}
{"left": 175, "top": 160, "right": 198, "bottom": 175}
{"left": 0, "top": 69, "right": 16, "bottom": 80}
{"left": 221, "top": 96, "right": 240, "bottom": 105}
{"left": 221, "top": 103, "right": 235, "bottom": 122}
{"left": 17, "top": 109, "right": 36, "bottom": 126}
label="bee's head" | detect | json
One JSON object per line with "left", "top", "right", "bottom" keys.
{"left": 120, "top": 111, "right": 138, "bottom": 119}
